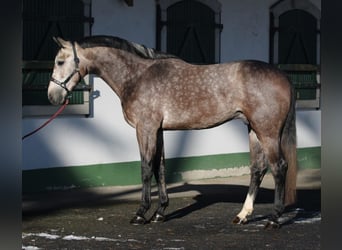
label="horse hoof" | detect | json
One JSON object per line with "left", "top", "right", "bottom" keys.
{"left": 232, "top": 216, "right": 248, "bottom": 225}
{"left": 130, "top": 215, "right": 146, "bottom": 225}
{"left": 264, "top": 220, "right": 281, "bottom": 229}
{"left": 151, "top": 213, "right": 165, "bottom": 223}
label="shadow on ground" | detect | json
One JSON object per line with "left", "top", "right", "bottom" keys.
{"left": 23, "top": 182, "right": 320, "bottom": 224}
{"left": 22, "top": 183, "right": 321, "bottom": 250}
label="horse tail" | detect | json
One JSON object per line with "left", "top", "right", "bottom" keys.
{"left": 281, "top": 85, "right": 297, "bottom": 206}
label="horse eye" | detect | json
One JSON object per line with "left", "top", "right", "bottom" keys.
{"left": 57, "top": 60, "right": 64, "bottom": 66}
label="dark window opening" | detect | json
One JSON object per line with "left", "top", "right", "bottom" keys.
{"left": 157, "top": 0, "right": 222, "bottom": 65}
{"left": 22, "top": 0, "right": 93, "bottom": 116}
{"left": 270, "top": 1, "right": 320, "bottom": 109}
{"left": 278, "top": 9, "right": 317, "bottom": 64}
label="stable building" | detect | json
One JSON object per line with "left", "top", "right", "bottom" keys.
{"left": 22, "top": 0, "right": 321, "bottom": 192}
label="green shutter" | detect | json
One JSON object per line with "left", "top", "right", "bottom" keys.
{"left": 167, "top": 0, "right": 216, "bottom": 64}
{"left": 278, "top": 64, "right": 319, "bottom": 101}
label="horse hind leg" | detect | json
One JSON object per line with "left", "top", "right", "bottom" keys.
{"left": 265, "top": 158, "right": 288, "bottom": 229}
{"left": 233, "top": 129, "right": 268, "bottom": 224}
{"left": 262, "top": 137, "right": 288, "bottom": 229}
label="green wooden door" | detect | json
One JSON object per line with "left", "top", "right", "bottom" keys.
{"left": 166, "top": 0, "right": 216, "bottom": 64}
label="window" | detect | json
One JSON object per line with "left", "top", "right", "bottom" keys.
{"left": 22, "top": 0, "right": 93, "bottom": 116}
{"left": 270, "top": 0, "right": 321, "bottom": 109}
{"left": 157, "top": 0, "right": 222, "bottom": 64}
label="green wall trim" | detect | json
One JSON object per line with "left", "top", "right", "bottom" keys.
{"left": 23, "top": 147, "right": 320, "bottom": 193}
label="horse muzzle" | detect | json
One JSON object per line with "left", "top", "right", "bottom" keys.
{"left": 48, "top": 84, "right": 69, "bottom": 105}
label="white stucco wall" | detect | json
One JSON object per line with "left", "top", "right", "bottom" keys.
{"left": 22, "top": 0, "right": 321, "bottom": 170}
{"left": 220, "top": 0, "right": 274, "bottom": 62}
{"left": 91, "top": 0, "right": 156, "bottom": 47}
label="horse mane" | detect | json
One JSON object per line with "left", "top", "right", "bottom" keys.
{"left": 77, "top": 35, "right": 177, "bottom": 60}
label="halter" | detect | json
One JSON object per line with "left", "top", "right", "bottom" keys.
{"left": 50, "top": 42, "right": 81, "bottom": 95}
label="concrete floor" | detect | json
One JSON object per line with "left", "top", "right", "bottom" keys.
{"left": 23, "top": 169, "right": 320, "bottom": 249}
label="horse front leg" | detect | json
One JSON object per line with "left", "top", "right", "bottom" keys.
{"left": 130, "top": 125, "right": 159, "bottom": 225}
{"left": 151, "top": 129, "right": 169, "bottom": 223}
{"left": 130, "top": 156, "right": 154, "bottom": 225}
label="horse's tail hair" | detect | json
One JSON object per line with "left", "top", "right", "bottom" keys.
{"left": 281, "top": 85, "right": 297, "bottom": 206}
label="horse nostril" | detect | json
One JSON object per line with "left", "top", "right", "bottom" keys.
{"left": 48, "top": 96, "right": 57, "bottom": 105}
{"left": 48, "top": 92, "right": 64, "bottom": 105}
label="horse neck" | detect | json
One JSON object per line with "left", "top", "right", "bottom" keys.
{"left": 85, "top": 47, "right": 154, "bottom": 98}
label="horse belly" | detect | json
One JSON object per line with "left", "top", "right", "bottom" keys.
{"left": 162, "top": 99, "right": 236, "bottom": 130}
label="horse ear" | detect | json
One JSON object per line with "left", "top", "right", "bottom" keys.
{"left": 53, "top": 37, "right": 69, "bottom": 48}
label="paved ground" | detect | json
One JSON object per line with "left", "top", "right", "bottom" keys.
{"left": 22, "top": 169, "right": 320, "bottom": 250}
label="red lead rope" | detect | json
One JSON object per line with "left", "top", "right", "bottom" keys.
{"left": 22, "top": 99, "right": 69, "bottom": 140}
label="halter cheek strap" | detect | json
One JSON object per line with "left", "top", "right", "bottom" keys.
{"left": 50, "top": 42, "right": 82, "bottom": 95}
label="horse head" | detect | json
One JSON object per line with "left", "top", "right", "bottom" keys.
{"left": 48, "top": 37, "right": 86, "bottom": 105}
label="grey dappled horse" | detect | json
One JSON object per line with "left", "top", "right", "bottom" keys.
{"left": 48, "top": 36, "right": 297, "bottom": 228}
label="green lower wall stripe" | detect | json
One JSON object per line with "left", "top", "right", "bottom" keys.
{"left": 296, "top": 147, "right": 321, "bottom": 169}
{"left": 23, "top": 147, "right": 320, "bottom": 193}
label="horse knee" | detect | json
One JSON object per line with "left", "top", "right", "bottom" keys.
{"left": 142, "top": 172, "right": 153, "bottom": 184}
{"left": 141, "top": 161, "right": 153, "bottom": 181}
